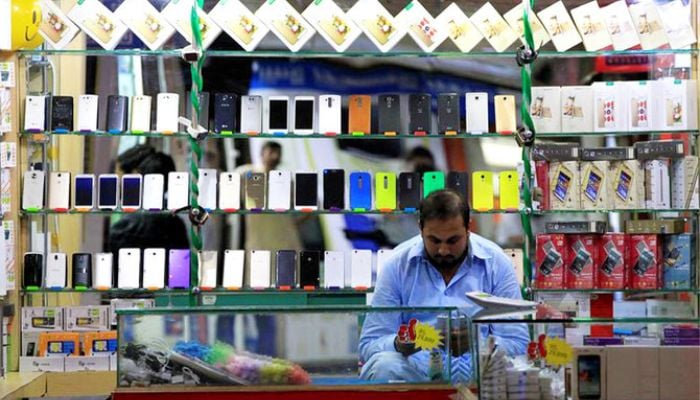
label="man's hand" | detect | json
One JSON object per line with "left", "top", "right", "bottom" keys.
{"left": 394, "top": 319, "right": 420, "bottom": 357}
{"left": 448, "top": 328, "right": 470, "bottom": 357}
{"left": 394, "top": 335, "right": 420, "bottom": 357}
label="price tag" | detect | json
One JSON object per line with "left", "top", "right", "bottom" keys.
{"left": 545, "top": 337, "right": 573, "bottom": 366}
{"left": 201, "top": 295, "right": 217, "bottom": 305}
{"left": 414, "top": 321, "right": 444, "bottom": 351}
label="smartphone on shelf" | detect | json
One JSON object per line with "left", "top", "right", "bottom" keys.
{"left": 447, "top": 171, "right": 469, "bottom": 199}
{"left": 267, "top": 96, "right": 289, "bottom": 134}
{"left": 472, "top": 171, "right": 494, "bottom": 211}
{"left": 293, "top": 96, "right": 315, "bottom": 135}
{"left": 465, "top": 92, "right": 488, "bottom": 134}
{"left": 348, "top": 95, "right": 371, "bottom": 134}
{"left": 377, "top": 94, "right": 401, "bottom": 135}
{"left": 142, "top": 248, "right": 166, "bottom": 290}
{"left": 198, "top": 169, "right": 218, "bottom": 211}
{"left": 398, "top": 172, "right": 421, "bottom": 210}
{"left": 240, "top": 95, "right": 263, "bottom": 134}
{"left": 130, "top": 95, "right": 152, "bottom": 133}
{"left": 117, "top": 248, "right": 141, "bottom": 289}
{"left": 72, "top": 253, "right": 92, "bottom": 289}
{"left": 186, "top": 91, "right": 210, "bottom": 131}
{"left": 167, "top": 172, "right": 189, "bottom": 211}
{"left": 198, "top": 250, "right": 218, "bottom": 290}
{"left": 244, "top": 171, "right": 266, "bottom": 210}
{"left": 409, "top": 93, "right": 431, "bottom": 135}
{"left": 375, "top": 172, "right": 397, "bottom": 211}
{"left": 438, "top": 93, "right": 460, "bottom": 135}
{"left": 318, "top": 94, "right": 341, "bottom": 135}
{"left": 214, "top": 92, "right": 237, "bottom": 134}
{"left": 299, "top": 250, "right": 320, "bottom": 289}
{"left": 249, "top": 250, "right": 271, "bottom": 289}
{"left": 106, "top": 95, "right": 129, "bottom": 133}
{"left": 350, "top": 249, "right": 372, "bottom": 289}
{"left": 156, "top": 93, "right": 180, "bottom": 134}
{"left": 349, "top": 172, "right": 372, "bottom": 211}
{"left": 93, "top": 252, "right": 113, "bottom": 290}
{"left": 294, "top": 172, "right": 318, "bottom": 211}
{"left": 23, "top": 253, "right": 43, "bottom": 289}
{"left": 168, "top": 249, "right": 190, "bottom": 289}
{"left": 24, "top": 95, "right": 47, "bottom": 132}
{"left": 323, "top": 251, "right": 344, "bottom": 289}
{"left": 276, "top": 250, "right": 297, "bottom": 289}
{"left": 222, "top": 250, "right": 245, "bottom": 289}
{"left": 142, "top": 174, "right": 164, "bottom": 210}
{"left": 423, "top": 171, "right": 445, "bottom": 198}
{"left": 50, "top": 96, "right": 74, "bottom": 133}
{"left": 97, "top": 174, "right": 119, "bottom": 210}
{"left": 219, "top": 172, "right": 241, "bottom": 211}
{"left": 495, "top": 94, "right": 516, "bottom": 134}
{"left": 323, "top": 169, "right": 345, "bottom": 210}
{"left": 376, "top": 249, "right": 394, "bottom": 283}
{"left": 499, "top": 170, "right": 520, "bottom": 210}
{"left": 77, "top": 95, "right": 99, "bottom": 132}
{"left": 268, "top": 170, "right": 291, "bottom": 211}
{"left": 22, "top": 170, "right": 45, "bottom": 211}
{"left": 73, "top": 174, "right": 96, "bottom": 211}
{"left": 121, "top": 174, "right": 143, "bottom": 211}
{"left": 45, "top": 253, "right": 67, "bottom": 289}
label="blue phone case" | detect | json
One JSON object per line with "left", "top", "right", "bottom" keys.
{"left": 349, "top": 172, "right": 372, "bottom": 210}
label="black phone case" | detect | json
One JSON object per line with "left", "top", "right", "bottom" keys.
{"left": 409, "top": 93, "right": 432, "bottom": 134}
{"left": 438, "top": 93, "right": 460, "bottom": 134}
{"left": 399, "top": 172, "right": 422, "bottom": 210}
{"left": 299, "top": 250, "right": 320, "bottom": 288}
{"left": 23, "top": 253, "right": 43, "bottom": 288}
{"left": 106, "top": 95, "right": 128, "bottom": 133}
{"left": 323, "top": 169, "right": 345, "bottom": 210}
{"left": 186, "top": 91, "right": 210, "bottom": 130}
{"left": 72, "top": 253, "right": 92, "bottom": 288}
{"left": 295, "top": 173, "right": 318, "bottom": 207}
{"left": 50, "top": 96, "right": 74, "bottom": 131}
{"left": 377, "top": 94, "right": 401, "bottom": 134}
{"left": 214, "top": 93, "right": 237, "bottom": 133}
{"left": 447, "top": 171, "right": 469, "bottom": 199}
{"left": 276, "top": 250, "right": 297, "bottom": 288}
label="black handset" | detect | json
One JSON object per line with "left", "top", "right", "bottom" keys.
{"left": 106, "top": 95, "right": 128, "bottom": 133}
{"left": 438, "top": 93, "right": 460, "bottom": 134}
{"left": 323, "top": 169, "right": 345, "bottom": 210}
{"left": 378, "top": 94, "right": 401, "bottom": 135}
{"left": 214, "top": 93, "right": 237, "bottom": 133}
{"left": 300, "top": 250, "right": 320, "bottom": 289}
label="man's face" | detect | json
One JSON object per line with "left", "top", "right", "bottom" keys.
{"left": 262, "top": 148, "right": 281, "bottom": 172}
{"left": 421, "top": 216, "right": 469, "bottom": 271}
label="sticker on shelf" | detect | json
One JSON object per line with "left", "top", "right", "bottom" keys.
{"left": 537, "top": 1, "right": 582, "bottom": 52}
{"left": 66, "top": 0, "right": 129, "bottom": 50}
{"left": 347, "top": 0, "right": 406, "bottom": 53}
{"left": 601, "top": 0, "right": 640, "bottom": 51}
{"left": 39, "top": 0, "right": 80, "bottom": 50}
{"left": 570, "top": 1, "right": 612, "bottom": 52}
{"left": 115, "top": 0, "right": 176, "bottom": 51}
{"left": 657, "top": 0, "right": 696, "bottom": 50}
{"left": 3, "top": 220, "right": 15, "bottom": 290}
{"left": 502, "top": 3, "right": 550, "bottom": 49}
{"left": 302, "top": 0, "right": 361, "bottom": 53}
{"left": 470, "top": 2, "right": 518, "bottom": 53}
{"left": 0, "top": 62, "right": 15, "bottom": 88}
{"left": 255, "top": 0, "right": 316, "bottom": 53}
{"left": 210, "top": 0, "right": 269, "bottom": 52}
{"left": 0, "top": 89, "right": 10, "bottom": 133}
{"left": 0, "top": 142, "right": 16, "bottom": 168}
{"left": 1, "top": 169, "right": 10, "bottom": 214}
{"left": 434, "top": 4, "right": 482, "bottom": 53}
{"left": 628, "top": 1, "right": 669, "bottom": 50}
{"left": 162, "top": 0, "right": 222, "bottom": 49}
{"left": 395, "top": 0, "right": 448, "bottom": 53}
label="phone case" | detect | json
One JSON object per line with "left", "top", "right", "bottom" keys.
{"left": 105, "top": 95, "right": 128, "bottom": 133}
{"left": 375, "top": 172, "right": 397, "bottom": 210}
{"left": 447, "top": 171, "right": 469, "bottom": 199}
{"left": 409, "top": 93, "right": 432, "bottom": 135}
{"left": 349, "top": 172, "right": 372, "bottom": 210}
{"left": 24, "top": 95, "right": 47, "bottom": 132}
{"left": 23, "top": 253, "right": 43, "bottom": 289}
{"left": 376, "top": 249, "right": 394, "bottom": 282}
{"left": 398, "top": 172, "right": 421, "bottom": 210}
{"left": 322, "top": 251, "right": 344, "bottom": 289}
{"left": 293, "top": 96, "right": 315, "bottom": 134}
{"left": 22, "top": 170, "right": 45, "bottom": 211}
{"left": 142, "top": 174, "right": 164, "bottom": 210}
{"left": 466, "top": 93, "right": 489, "bottom": 133}
{"left": 499, "top": 170, "right": 520, "bottom": 210}
{"left": 168, "top": 249, "right": 190, "bottom": 289}
{"left": 72, "top": 253, "right": 92, "bottom": 289}
{"left": 130, "top": 95, "right": 152, "bottom": 133}
{"left": 117, "top": 248, "right": 141, "bottom": 289}
{"left": 249, "top": 250, "right": 271, "bottom": 289}
{"left": 348, "top": 95, "right": 371, "bottom": 134}
{"left": 222, "top": 250, "right": 245, "bottom": 289}
{"left": 142, "top": 248, "right": 166, "bottom": 290}
{"left": 377, "top": 94, "right": 401, "bottom": 135}
{"left": 219, "top": 172, "right": 241, "bottom": 211}
{"left": 167, "top": 172, "right": 189, "bottom": 211}
{"left": 156, "top": 93, "right": 179, "bottom": 133}
{"left": 300, "top": 250, "right": 320, "bottom": 289}
{"left": 73, "top": 174, "right": 95, "bottom": 210}
{"left": 350, "top": 249, "right": 372, "bottom": 289}
{"left": 323, "top": 169, "right": 345, "bottom": 210}
{"left": 214, "top": 93, "right": 237, "bottom": 134}
{"left": 276, "top": 250, "right": 297, "bottom": 289}
{"left": 495, "top": 95, "right": 516, "bottom": 134}
{"left": 98, "top": 174, "right": 120, "bottom": 210}
{"left": 318, "top": 95, "right": 341, "bottom": 135}
{"left": 423, "top": 171, "right": 445, "bottom": 198}
{"left": 50, "top": 96, "right": 74, "bottom": 132}
{"left": 267, "top": 96, "right": 289, "bottom": 134}
{"left": 185, "top": 92, "right": 210, "bottom": 131}
{"left": 245, "top": 172, "right": 266, "bottom": 210}
{"left": 198, "top": 250, "right": 218, "bottom": 290}
{"left": 77, "top": 95, "right": 99, "bottom": 132}
{"left": 198, "top": 169, "right": 218, "bottom": 211}
{"left": 504, "top": 248, "right": 524, "bottom": 286}
{"left": 121, "top": 174, "right": 143, "bottom": 210}
{"left": 294, "top": 172, "right": 318, "bottom": 210}
{"left": 94, "top": 253, "right": 113, "bottom": 290}
{"left": 45, "top": 253, "right": 67, "bottom": 289}
{"left": 261, "top": 170, "right": 289, "bottom": 211}
{"left": 472, "top": 171, "right": 494, "bottom": 210}
{"left": 240, "top": 95, "right": 263, "bottom": 134}
{"left": 438, "top": 93, "right": 460, "bottom": 134}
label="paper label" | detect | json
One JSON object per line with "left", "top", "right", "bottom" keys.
{"left": 545, "top": 337, "right": 573, "bottom": 366}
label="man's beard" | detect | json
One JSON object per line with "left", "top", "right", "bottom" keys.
{"left": 425, "top": 248, "right": 469, "bottom": 271}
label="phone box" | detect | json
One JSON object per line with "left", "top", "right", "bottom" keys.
{"left": 581, "top": 147, "right": 634, "bottom": 161}
{"left": 606, "top": 346, "right": 658, "bottom": 400}
{"left": 65, "top": 306, "right": 110, "bottom": 331}
{"left": 84, "top": 331, "right": 118, "bottom": 356}
{"left": 66, "top": 0, "right": 129, "bottom": 50}
{"left": 22, "top": 332, "right": 41, "bottom": 356}
{"left": 607, "top": 160, "right": 644, "bottom": 209}
{"left": 625, "top": 81, "right": 654, "bottom": 131}
{"left": 210, "top": 0, "right": 270, "bottom": 52}
{"left": 531, "top": 86, "right": 561, "bottom": 133}
{"left": 532, "top": 143, "right": 580, "bottom": 162}
{"left": 662, "top": 234, "right": 695, "bottom": 290}
{"left": 162, "top": 0, "right": 222, "bottom": 49}
{"left": 22, "top": 307, "right": 64, "bottom": 332}
{"left": 634, "top": 140, "right": 685, "bottom": 160}
{"left": 347, "top": 0, "right": 405, "bottom": 53}
{"left": 643, "top": 160, "right": 671, "bottom": 210}
{"left": 580, "top": 161, "right": 610, "bottom": 209}
{"left": 114, "top": 0, "right": 176, "bottom": 50}
{"left": 545, "top": 221, "right": 607, "bottom": 234}
{"left": 503, "top": 3, "right": 550, "bottom": 49}
{"left": 653, "top": 79, "right": 698, "bottom": 131}
{"left": 571, "top": 347, "right": 606, "bottom": 400}
{"left": 38, "top": 332, "right": 80, "bottom": 356}
{"left": 657, "top": 0, "right": 696, "bottom": 50}
{"left": 537, "top": 1, "right": 582, "bottom": 52}
{"left": 629, "top": 1, "right": 669, "bottom": 50}
{"left": 570, "top": 0, "right": 612, "bottom": 51}
{"left": 565, "top": 235, "right": 598, "bottom": 289}
{"left": 549, "top": 161, "right": 580, "bottom": 210}
{"left": 395, "top": 0, "right": 448, "bottom": 53}
{"left": 597, "top": 233, "right": 626, "bottom": 290}
{"left": 561, "top": 86, "right": 593, "bottom": 133}
{"left": 535, "top": 234, "right": 566, "bottom": 289}
{"left": 535, "top": 160, "right": 550, "bottom": 210}
{"left": 625, "top": 219, "right": 686, "bottom": 235}
{"left": 19, "top": 356, "right": 64, "bottom": 372}
{"left": 601, "top": 0, "right": 640, "bottom": 51}
{"left": 592, "top": 82, "right": 628, "bottom": 133}
{"left": 659, "top": 346, "right": 700, "bottom": 399}
{"left": 627, "top": 235, "right": 660, "bottom": 290}
{"left": 110, "top": 299, "right": 155, "bottom": 326}
{"left": 672, "top": 156, "right": 699, "bottom": 209}
{"left": 434, "top": 4, "right": 482, "bottom": 53}
{"left": 64, "top": 355, "right": 110, "bottom": 372}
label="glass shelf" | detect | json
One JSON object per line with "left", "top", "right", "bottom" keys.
{"left": 477, "top": 316, "right": 700, "bottom": 324}
{"left": 533, "top": 208, "right": 700, "bottom": 214}
{"left": 21, "top": 288, "right": 191, "bottom": 295}
{"left": 20, "top": 208, "right": 519, "bottom": 215}
{"left": 201, "top": 288, "right": 372, "bottom": 294}
{"left": 531, "top": 288, "right": 698, "bottom": 294}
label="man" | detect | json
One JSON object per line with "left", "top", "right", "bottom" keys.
{"left": 359, "top": 190, "right": 528, "bottom": 382}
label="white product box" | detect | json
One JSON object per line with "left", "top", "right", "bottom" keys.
{"left": 538, "top": 1, "right": 582, "bottom": 52}
{"left": 67, "top": 0, "right": 129, "bottom": 50}
{"left": 115, "top": 0, "right": 176, "bottom": 51}
{"left": 110, "top": 299, "right": 155, "bottom": 326}
{"left": 672, "top": 156, "right": 699, "bottom": 209}
{"left": 503, "top": 3, "right": 550, "bottom": 49}
{"left": 601, "top": 0, "right": 640, "bottom": 51}
{"left": 302, "top": 0, "right": 361, "bottom": 53}
{"left": 628, "top": 1, "right": 669, "bottom": 50}
{"left": 657, "top": 0, "right": 696, "bottom": 50}
{"left": 561, "top": 86, "right": 593, "bottom": 133}
{"left": 570, "top": 1, "right": 612, "bottom": 52}
{"left": 65, "top": 306, "right": 110, "bottom": 331}
{"left": 395, "top": 0, "right": 448, "bottom": 53}
{"left": 580, "top": 161, "right": 609, "bottom": 210}
{"left": 549, "top": 161, "right": 580, "bottom": 210}
{"left": 64, "top": 355, "right": 111, "bottom": 372}
{"left": 625, "top": 81, "right": 654, "bottom": 131}
{"left": 22, "top": 307, "right": 64, "bottom": 332}
{"left": 162, "top": 0, "right": 222, "bottom": 49}
{"left": 592, "top": 81, "right": 627, "bottom": 133}
{"left": 572, "top": 347, "right": 606, "bottom": 400}
{"left": 644, "top": 160, "right": 671, "bottom": 210}
{"left": 608, "top": 160, "right": 644, "bottom": 209}
{"left": 606, "top": 346, "right": 658, "bottom": 400}
{"left": 210, "top": 0, "right": 269, "bottom": 52}
{"left": 19, "top": 356, "right": 65, "bottom": 372}
{"left": 531, "top": 86, "right": 561, "bottom": 133}
{"left": 653, "top": 79, "right": 698, "bottom": 131}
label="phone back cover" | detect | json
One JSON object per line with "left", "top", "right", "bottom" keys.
{"left": 377, "top": 94, "right": 401, "bottom": 134}
{"left": 398, "top": 172, "right": 421, "bottom": 210}
{"left": 168, "top": 249, "right": 190, "bottom": 289}
{"left": 214, "top": 93, "right": 237, "bottom": 133}
{"left": 447, "top": 171, "right": 469, "bottom": 199}
{"left": 472, "top": 171, "right": 494, "bottom": 210}
{"left": 186, "top": 91, "right": 210, "bottom": 130}
{"left": 300, "top": 250, "right": 320, "bottom": 288}
{"left": 499, "top": 170, "right": 520, "bottom": 210}
{"left": 375, "top": 173, "right": 397, "bottom": 210}
{"left": 245, "top": 172, "right": 266, "bottom": 210}
{"left": 106, "top": 95, "right": 128, "bottom": 133}
{"left": 438, "top": 93, "right": 460, "bottom": 134}
{"left": 348, "top": 95, "right": 371, "bottom": 134}
{"left": 323, "top": 169, "right": 345, "bottom": 210}
{"left": 423, "top": 171, "right": 445, "bottom": 198}
{"left": 349, "top": 172, "right": 372, "bottom": 210}
{"left": 409, "top": 93, "right": 432, "bottom": 134}
{"left": 276, "top": 250, "right": 297, "bottom": 288}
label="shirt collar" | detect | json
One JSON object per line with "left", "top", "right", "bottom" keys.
{"left": 407, "top": 233, "right": 493, "bottom": 262}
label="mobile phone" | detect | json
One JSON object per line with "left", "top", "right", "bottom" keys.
{"left": 24, "top": 95, "right": 47, "bottom": 132}
{"left": 294, "top": 172, "right": 318, "bottom": 210}
{"left": 94, "top": 253, "right": 113, "bottom": 290}
{"left": 142, "top": 248, "right": 166, "bottom": 290}
{"left": 293, "top": 96, "right": 315, "bottom": 135}
{"left": 499, "top": 170, "right": 519, "bottom": 210}
{"left": 472, "top": 171, "right": 494, "bottom": 211}
{"left": 240, "top": 95, "right": 262, "bottom": 134}
{"left": 167, "top": 172, "right": 189, "bottom": 210}
{"left": 349, "top": 172, "right": 372, "bottom": 210}
{"left": 50, "top": 96, "right": 73, "bottom": 132}
{"left": 495, "top": 95, "right": 516, "bottom": 134}
{"left": 244, "top": 171, "right": 266, "bottom": 210}
{"left": 105, "top": 95, "right": 128, "bottom": 133}
{"left": 198, "top": 168, "right": 217, "bottom": 211}
{"left": 142, "top": 174, "right": 164, "bottom": 210}
{"left": 213, "top": 93, "right": 237, "bottom": 134}
{"left": 423, "top": 171, "right": 445, "bottom": 198}
{"left": 323, "top": 251, "right": 344, "bottom": 289}
{"left": 465, "top": 93, "right": 489, "bottom": 134}
{"left": 117, "top": 248, "right": 141, "bottom": 289}
{"left": 222, "top": 250, "right": 245, "bottom": 289}
{"left": 377, "top": 94, "right": 401, "bottom": 135}
{"left": 168, "top": 249, "right": 190, "bottom": 289}
{"left": 276, "top": 250, "right": 297, "bottom": 289}
{"left": 121, "top": 174, "right": 143, "bottom": 211}
{"left": 348, "top": 95, "right": 371, "bottom": 134}
{"left": 350, "top": 250, "right": 373, "bottom": 289}
{"left": 97, "top": 174, "right": 119, "bottom": 210}
{"left": 22, "top": 170, "right": 45, "bottom": 211}
{"left": 398, "top": 172, "right": 421, "bottom": 210}
{"left": 577, "top": 354, "right": 602, "bottom": 399}
{"left": 219, "top": 172, "right": 241, "bottom": 211}
{"left": 198, "top": 250, "right": 218, "bottom": 290}
{"left": 318, "top": 95, "right": 341, "bottom": 135}
{"left": 409, "top": 93, "right": 432, "bottom": 135}
{"left": 156, "top": 93, "right": 179, "bottom": 133}
{"left": 73, "top": 174, "right": 95, "bottom": 211}
{"left": 267, "top": 96, "right": 289, "bottom": 134}
{"left": 376, "top": 249, "right": 394, "bottom": 283}
{"left": 130, "top": 95, "right": 152, "bottom": 133}
{"left": 45, "top": 253, "right": 67, "bottom": 289}
{"left": 323, "top": 169, "right": 345, "bottom": 210}
{"left": 447, "top": 171, "right": 469, "bottom": 199}
{"left": 71, "top": 253, "right": 92, "bottom": 289}
{"left": 23, "top": 253, "right": 43, "bottom": 289}
{"left": 186, "top": 91, "right": 210, "bottom": 131}
{"left": 375, "top": 172, "right": 397, "bottom": 210}
{"left": 438, "top": 93, "right": 460, "bottom": 135}
{"left": 249, "top": 250, "right": 271, "bottom": 289}
{"left": 268, "top": 170, "right": 291, "bottom": 211}
{"left": 300, "top": 250, "right": 320, "bottom": 289}
{"left": 504, "top": 248, "right": 524, "bottom": 286}
{"left": 77, "top": 95, "right": 99, "bottom": 132}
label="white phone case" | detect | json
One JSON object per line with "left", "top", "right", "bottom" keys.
{"left": 24, "top": 95, "right": 46, "bottom": 132}
{"left": 198, "top": 169, "right": 217, "bottom": 211}
{"left": 48, "top": 172, "right": 71, "bottom": 211}
{"left": 167, "top": 172, "right": 189, "bottom": 210}
{"left": 118, "top": 248, "right": 141, "bottom": 289}
{"left": 219, "top": 172, "right": 241, "bottom": 211}
{"left": 142, "top": 248, "right": 166, "bottom": 290}
{"left": 156, "top": 93, "right": 179, "bottom": 133}
{"left": 22, "top": 170, "right": 45, "bottom": 210}
{"left": 198, "top": 250, "right": 218, "bottom": 289}
{"left": 323, "top": 251, "right": 345, "bottom": 289}
{"left": 266, "top": 96, "right": 289, "bottom": 134}
{"left": 376, "top": 249, "right": 394, "bottom": 283}
{"left": 466, "top": 93, "right": 489, "bottom": 133}
{"left": 292, "top": 96, "right": 315, "bottom": 135}
{"left": 504, "top": 248, "right": 525, "bottom": 286}
{"left": 45, "top": 253, "right": 67, "bottom": 289}
{"left": 130, "top": 95, "right": 152, "bottom": 132}
{"left": 143, "top": 174, "right": 164, "bottom": 210}
{"left": 318, "top": 95, "right": 342, "bottom": 135}
{"left": 121, "top": 173, "right": 143, "bottom": 210}
{"left": 94, "top": 253, "right": 113, "bottom": 290}
{"left": 249, "top": 250, "right": 271, "bottom": 289}
{"left": 73, "top": 174, "right": 95, "bottom": 210}
{"left": 77, "top": 95, "right": 99, "bottom": 132}
{"left": 267, "top": 170, "right": 291, "bottom": 211}
{"left": 222, "top": 250, "right": 245, "bottom": 289}
{"left": 98, "top": 174, "right": 120, "bottom": 210}
{"left": 240, "top": 95, "right": 262, "bottom": 134}
{"left": 350, "top": 249, "right": 372, "bottom": 289}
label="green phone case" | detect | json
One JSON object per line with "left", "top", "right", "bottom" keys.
{"left": 423, "top": 171, "right": 445, "bottom": 198}
{"left": 375, "top": 172, "right": 397, "bottom": 210}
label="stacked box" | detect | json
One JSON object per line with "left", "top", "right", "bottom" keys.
{"left": 580, "top": 161, "right": 610, "bottom": 209}
{"left": 21, "top": 307, "right": 64, "bottom": 332}
{"left": 644, "top": 160, "right": 671, "bottom": 209}
{"left": 625, "top": 219, "right": 686, "bottom": 234}
{"left": 662, "top": 234, "right": 695, "bottom": 289}
{"left": 627, "top": 235, "right": 660, "bottom": 289}
{"left": 535, "top": 234, "right": 566, "bottom": 289}
{"left": 608, "top": 160, "right": 644, "bottom": 209}
{"left": 565, "top": 235, "right": 598, "bottom": 289}
{"left": 592, "top": 81, "right": 628, "bottom": 133}
{"left": 535, "top": 161, "right": 550, "bottom": 210}
{"left": 561, "top": 85, "right": 593, "bottom": 133}
{"left": 597, "top": 233, "right": 627, "bottom": 289}
{"left": 671, "top": 156, "right": 699, "bottom": 209}
{"left": 549, "top": 161, "right": 580, "bottom": 210}
{"left": 653, "top": 79, "right": 698, "bottom": 131}
{"left": 626, "top": 81, "right": 654, "bottom": 131}
{"left": 531, "top": 86, "right": 561, "bottom": 133}
{"left": 65, "top": 306, "right": 110, "bottom": 332}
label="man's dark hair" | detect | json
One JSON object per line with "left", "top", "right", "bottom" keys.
{"left": 117, "top": 144, "right": 156, "bottom": 173}
{"left": 419, "top": 189, "right": 470, "bottom": 230}
{"left": 406, "top": 146, "right": 435, "bottom": 163}
{"left": 137, "top": 152, "right": 177, "bottom": 189}
{"left": 262, "top": 141, "right": 282, "bottom": 154}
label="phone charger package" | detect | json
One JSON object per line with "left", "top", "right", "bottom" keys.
{"left": 114, "top": 0, "right": 176, "bottom": 50}
{"left": 162, "top": 0, "right": 222, "bottom": 49}
{"left": 67, "top": 0, "right": 129, "bottom": 50}
{"left": 643, "top": 160, "right": 671, "bottom": 210}
{"left": 435, "top": 4, "right": 483, "bottom": 53}
{"left": 110, "top": 299, "right": 155, "bottom": 326}
{"left": 608, "top": 160, "right": 644, "bottom": 209}
{"left": 302, "top": 0, "right": 361, "bottom": 53}
{"left": 672, "top": 156, "right": 699, "bottom": 209}
{"left": 22, "top": 307, "right": 64, "bottom": 332}
{"left": 606, "top": 346, "right": 658, "bottom": 400}
{"left": 597, "top": 233, "right": 626, "bottom": 289}
{"left": 565, "top": 234, "right": 598, "bottom": 289}
{"left": 531, "top": 86, "right": 561, "bottom": 133}
{"left": 39, "top": 0, "right": 80, "bottom": 49}
{"left": 580, "top": 161, "right": 609, "bottom": 210}
{"left": 65, "top": 306, "right": 110, "bottom": 331}
{"left": 592, "top": 81, "right": 628, "bottom": 133}
{"left": 535, "top": 234, "right": 566, "bottom": 289}
{"left": 654, "top": 79, "right": 698, "bottom": 131}
{"left": 561, "top": 85, "right": 593, "bottom": 133}
{"left": 549, "top": 161, "right": 580, "bottom": 210}
{"left": 210, "top": 0, "right": 269, "bottom": 52}
{"left": 395, "top": 0, "right": 448, "bottom": 53}
{"left": 627, "top": 234, "right": 660, "bottom": 290}
{"left": 347, "top": 0, "right": 405, "bottom": 53}
{"left": 625, "top": 81, "right": 654, "bottom": 131}
{"left": 662, "top": 233, "right": 695, "bottom": 290}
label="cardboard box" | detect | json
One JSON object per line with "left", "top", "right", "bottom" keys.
{"left": 627, "top": 235, "right": 660, "bottom": 289}
{"left": 580, "top": 147, "right": 634, "bottom": 161}
{"left": 581, "top": 161, "right": 610, "bottom": 209}
{"left": 606, "top": 346, "right": 659, "bottom": 400}
{"left": 626, "top": 81, "right": 654, "bottom": 131}
{"left": 22, "top": 307, "right": 64, "bottom": 332}
{"left": 608, "top": 160, "right": 644, "bottom": 209}
{"left": 653, "top": 79, "right": 698, "bottom": 131}
{"left": 662, "top": 234, "right": 695, "bottom": 289}
{"left": 19, "top": 356, "right": 65, "bottom": 372}
{"left": 21, "top": 332, "right": 41, "bottom": 356}
{"left": 572, "top": 347, "right": 606, "bottom": 400}
{"left": 64, "top": 355, "right": 110, "bottom": 372}
{"left": 597, "top": 233, "right": 626, "bottom": 289}
{"left": 531, "top": 86, "right": 561, "bottom": 133}
{"left": 625, "top": 219, "right": 686, "bottom": 234}
{"left": 83, "top": 331, "right": 118, "bottom": 356}
{"left": 535, "top": 160, "right": 550, "bottom": 210}
{"left": 659, "top": 346, "right": 700, "bottom": 400}
{"left": 561, "top": 86, "right": 593, "bottom": 133}
{"left": 565, "top": 235, "right": 598, "bottom": 289}
{"left": 634, "top": 139, "right": 685, "bottom": 160}
{"left": 38, "top": 332, "right": 79, "bottom": 357}
{"left": 592, "top": 81, "right": 628, "bottom": 133}
{"left": 646, "top": 300, "right": 695, "bottom": 336}
{"left": 671, "top": 156, "right": 699, "bottom": 209}
{"left": 549, "top": 161, "right": 580, "bottom": 210}
{"left": 535, "top": 234, "right": 566, "bottom": 289}
{"left": 65, "top": 306, "right": 110, "bottom": 331}
{"left": 532, "top": 143, "right": 579, "bottom": 161}
{"left": 644, "top": 160, "right": 671, "bottom": 210}
{"left": 110, "top": 298, "right": 155, "bottom": 326}
{"left": 545, "top": 221, "right": 607, "bottom": 234}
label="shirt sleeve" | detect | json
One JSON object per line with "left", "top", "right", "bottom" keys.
{"left": 487, "top": 252, "right": 530, "bottom": 357}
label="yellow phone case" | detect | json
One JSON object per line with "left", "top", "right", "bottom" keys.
{"left": 499, "top": 170, "right": 519, "bottom": 210}
{"left": 375, "top": 172, "right": 397, "bottom": 210}
{"left": 472, "top": 171, "right": 494, "bottom": 211}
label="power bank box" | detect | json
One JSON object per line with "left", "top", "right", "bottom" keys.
{"left": 580, "top": 161, "right": 610, "bottom": 210}
{"left": 592, "top": 81, "right": 628, "bottom": 133}
{"left": 662, "top": 234, "right": 695, "bottom": 290}
{"left": 19, "top": 357, "right": 64, "bottom": 372}
{"left": 671, "top": 156, "right": 699, "bottom": 209}
{"left": 634, "top": 140, "right": 685, "bottom": 160}
{"left": 65, "top": 306, "right": 110, "bottom": 331}
{"left": 607, "top": 160, "right": 644, "bottom": 209}
{"left": 606, "top": 346, "right": 658, "bottom": 400}
{"left": 624, "top": 219, "right": 686, "bottom": 234}
{"left": 22, "top": 307, "right": 64, "bottom": 332}
{"left": 548, "top": 161, "right": 580, "bottom": 210}
{"left": 659, "top": 346, "right": 700, "bottom": 400}
{"left": 64, "top": 355, "right": 110, "bottom": 372}
{"left": 545, "top": 221, "right": 607, "bottom": 234}
{"left": 561, "top": 85, "right": 593, "bottom": 133}
{"left": 531, "top": 86, "right": 561, "bottom": 133}
{"left": 532, "top": 143, "right": 579, "bottom": 162}
{"left": 571, "top": 347, "right": 606, "bottom": 400}
{"left": 643, "top": 160, "right": 671, "bottom": 210}
{"left": 535, "top": 234, "right": 566, "bottom": 289}
{"left": 580, "top": 147, "right": 634, "bottom": 161}
{"left": 110, "top": 299, "right": 155, "bottom": 326}
{"left": 565, "top": 235, "right": 598, "bottom": 290}
{"left": 653, "top": 79, "right": 698, "bottom": 131}
{"left": 597, "top": 233, "right": 626, "bottom": 290}
{"left": 625, "top": 81, "right": 654, "bottom": 131}
{"left": 627, "top": 235, "right": 660, "bottom": 290}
